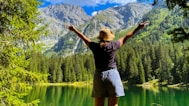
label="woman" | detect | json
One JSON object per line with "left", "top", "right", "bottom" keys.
{"left": 67, "top": 21, "right": 148, "bottom": 106}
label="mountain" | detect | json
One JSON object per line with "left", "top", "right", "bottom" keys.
{"left": 42, "top": 3, "right": 152, "bottom": 56}
{"left": 39, "top": 4, "right": 91, "bottom": 50}
{"left": 82, "top": 3, "right": 152, "bottom": 36}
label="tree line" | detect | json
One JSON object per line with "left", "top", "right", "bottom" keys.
{"left": 28, "top": 40, "right": 189, "bottom": 85}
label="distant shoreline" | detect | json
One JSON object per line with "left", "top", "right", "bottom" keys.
{"left": 36, "top": 81, "right": 93, "bottom": 87}
{"left": 136, "top": 79, "right": 189, "bottom": 89}
{"left": 35, "top": 80, "right": 189, "bottom": 89}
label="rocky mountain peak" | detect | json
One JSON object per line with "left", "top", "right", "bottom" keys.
{"left": 39, "top": 4, "right": 91, "bottom": 50}
{"left": 40, "top": 4, "right": 91, "bottom": 25}
{"left": 81, "top": 3, "right": 152, "bottom": 38}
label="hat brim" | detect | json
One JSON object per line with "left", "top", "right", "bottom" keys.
{"left": 97, "top": 28, "right": 115, "bottom": 41}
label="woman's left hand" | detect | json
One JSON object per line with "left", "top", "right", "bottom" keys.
{"left": 138, "top": 21, "right": 149, "bottom": 29}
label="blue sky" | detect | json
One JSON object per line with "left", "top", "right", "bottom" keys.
{"left": 39, "top": 0, "right": 154, "bottom": 16}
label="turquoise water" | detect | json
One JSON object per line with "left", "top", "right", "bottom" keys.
{"left": 25, "top": 85, "right": 189, "bottom": 106}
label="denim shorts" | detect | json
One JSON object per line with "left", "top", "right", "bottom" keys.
{"left": 92, "top": 68, "right": 125, "bottom": 98}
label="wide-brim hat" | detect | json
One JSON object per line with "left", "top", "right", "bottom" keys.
{"left": 97, "top": 28, "right": 115, "bottom": 41}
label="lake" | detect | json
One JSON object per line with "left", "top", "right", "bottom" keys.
{"left": 25, "top": 85, "right": 189, "bottom": 106}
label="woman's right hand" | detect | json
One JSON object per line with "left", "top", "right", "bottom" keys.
{"left": 67, "top": 25, "right": 75, "bottom": 31}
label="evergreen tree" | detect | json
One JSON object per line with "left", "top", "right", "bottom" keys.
{"left": 143, "top": 56, "right": 153, "bottom": 81}
{"left": 0, "top": 0, "right": 47, "bottom": 105}
{"left": 138, "top": 60, "right": 145, "bottom": 83}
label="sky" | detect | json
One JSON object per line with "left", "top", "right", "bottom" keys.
{"left": 39, "top": 0, "right": 154, "bottom": 16}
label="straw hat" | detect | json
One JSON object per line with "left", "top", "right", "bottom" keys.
{"left": 97, "top": 28, "right": 115, "bottom": 41}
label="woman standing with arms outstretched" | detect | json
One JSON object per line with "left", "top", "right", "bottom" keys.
{"left": 67, "top": 21, "right": 148, "bottom": 106}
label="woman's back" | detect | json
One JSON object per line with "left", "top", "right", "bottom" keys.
{"left": 89, "top": 40, "right": 120, "bottom": 69}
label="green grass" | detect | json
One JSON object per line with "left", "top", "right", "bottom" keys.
{"left": 36, "top": 81, "right": 93, "bottom": 87}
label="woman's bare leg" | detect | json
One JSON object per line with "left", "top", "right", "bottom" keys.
{"left": 94, "top": 97, "right": 105, "bottom": 106}
{"left": 108, "top": 97, "right": 118, "bottom": 106}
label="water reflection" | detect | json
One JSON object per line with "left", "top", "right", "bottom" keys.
{"left": 120, "top": 86, "right": 189, "bottom": 106}
{"left": 25, "top": 85, "right": 189, "bottom": 106}
{"left": 25, "top": 86, "right": 93, "bottom": 106}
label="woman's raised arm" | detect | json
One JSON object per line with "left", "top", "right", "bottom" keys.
{"left": 119, "top": 21, "right": 149, "bottom": 47}
{"left": 67, "top": 25, "right": 91, "bottom": 47}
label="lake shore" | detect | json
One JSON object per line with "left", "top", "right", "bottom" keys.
{"left": 136, "top": 79, "right": 189, "bottom": 89}
{"left": 36, "top": 79, "right": 189, "bottom": 89}
{"left": 36, "top": 81, "right": 93, "bottom": 87}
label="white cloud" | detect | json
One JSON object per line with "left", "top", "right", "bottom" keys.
{"left": 91, "top": 11, "right": 98, "bottom": 16}
{"left": 45, "top": 0, "right": 137, "bottom": 6}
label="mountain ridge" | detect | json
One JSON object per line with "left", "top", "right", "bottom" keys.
{"left": 40, "top": 3, "right": 153, "bottom": 56}
{"left": 39, "top": 4, "right": 91, "bottom": 50}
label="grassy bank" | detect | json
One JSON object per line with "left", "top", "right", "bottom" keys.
{"left": 36, "top": 79, "right": 189, "bottom": 90}
{"left": 137, "top": 79, "right": 189, "bottom": 89}
{"left": 168, "top": 83, "right": 189, "bottom": 89}
{"left": 36, "top": 81, "right": 93, "bottom": 87}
